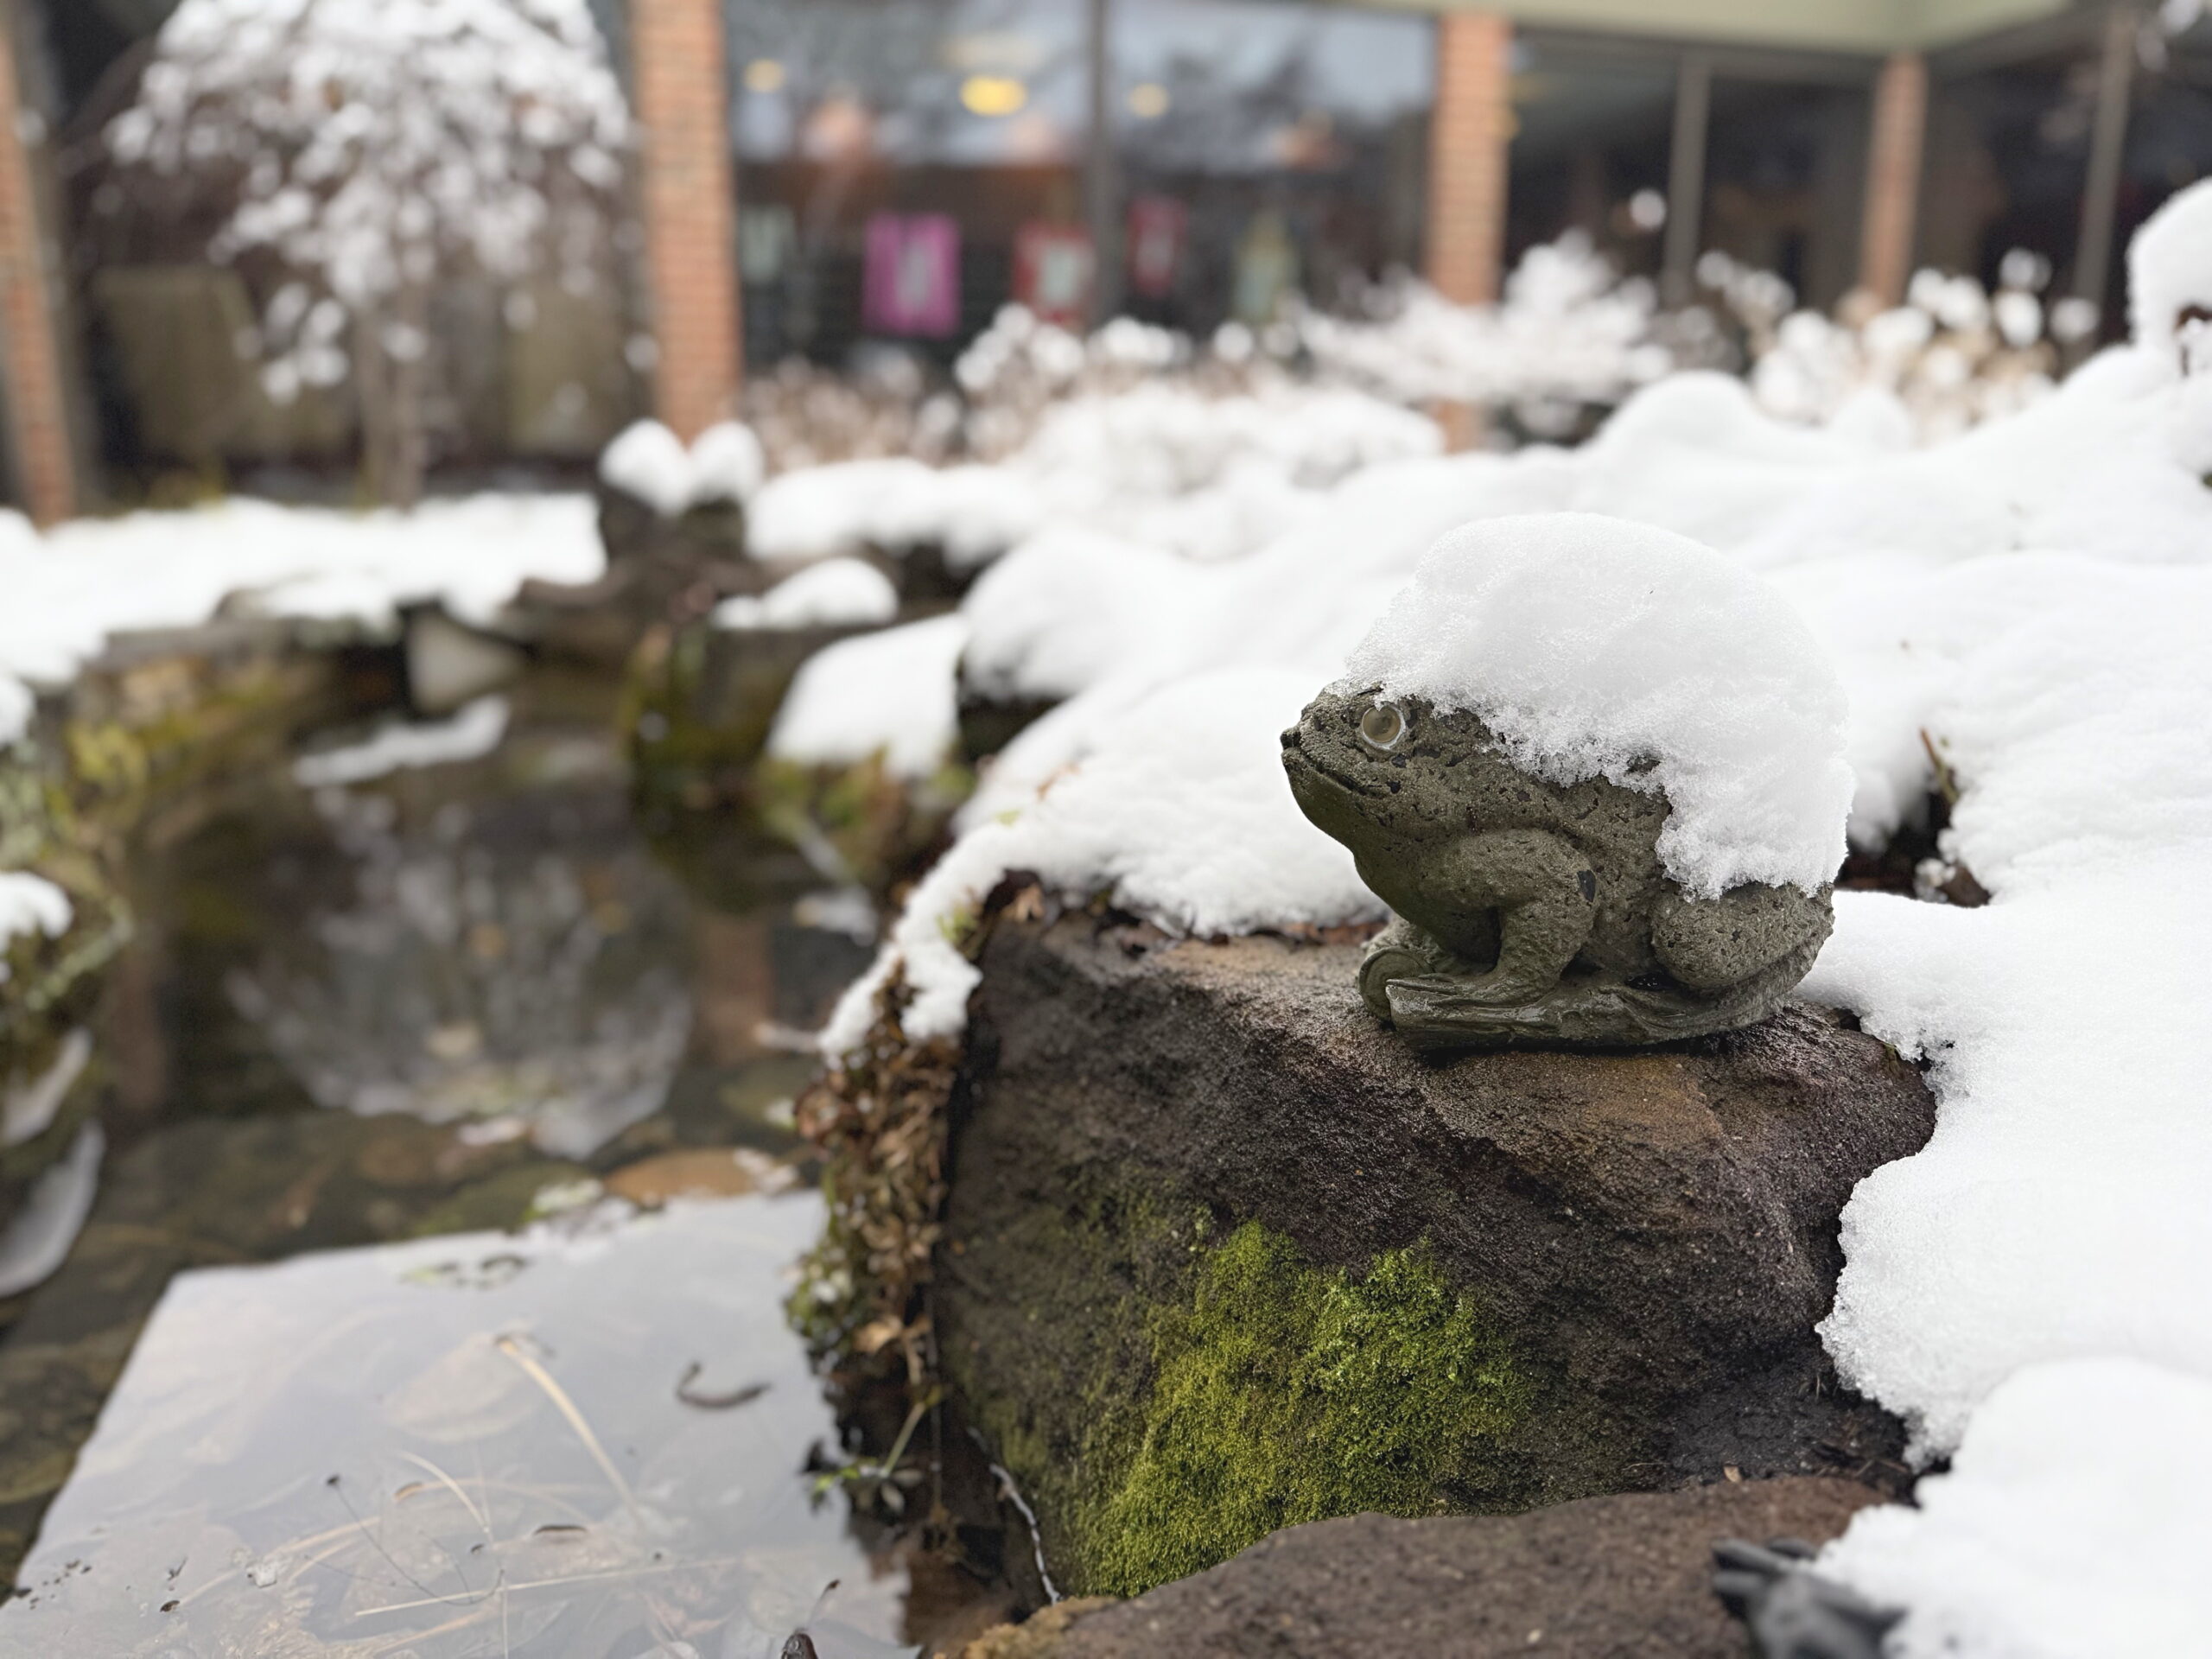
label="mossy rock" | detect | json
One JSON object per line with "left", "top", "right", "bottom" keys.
{"left": 1088, "top": 1220, "right": 1531, "bottom": 1595}
{"left": 933, "top": 911, "right": 1940, "bottom": 1597}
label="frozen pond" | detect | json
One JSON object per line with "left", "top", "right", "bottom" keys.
{"left": 0, "top": 1196, "right": 912, "bottom": 1658}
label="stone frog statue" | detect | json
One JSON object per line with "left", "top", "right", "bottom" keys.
{"left": 1281, "top": 686, "right": 1834, "bottom": 1050}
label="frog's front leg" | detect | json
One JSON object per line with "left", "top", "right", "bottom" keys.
{"left": 1428, "top": 828, "right": 1597, "bottom": 1006}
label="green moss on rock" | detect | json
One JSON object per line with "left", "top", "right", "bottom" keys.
{"left": 1082, "top": 1222, "right": 1530, "bottom": 1595}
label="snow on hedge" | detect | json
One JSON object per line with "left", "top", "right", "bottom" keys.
{"left": 746, "top": 383, "right": 1440, "bottom": 572}
{"left": 0, "top": 493, "right": 602, "bottom": 690}
{"left": 1296, "top": 232, "right": 1676, "bottom": 432}
{"left": 1338, "top": 513, "right": 1852, "bottom": 897}
{"left": 712, "top": 557, "right": 898, "bottom": 633}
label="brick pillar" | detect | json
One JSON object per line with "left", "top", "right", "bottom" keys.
{"left": 632, "top": 0, "right": 741, "bottom": 442}
{"left": 1426, "top": 10, "right": 1512, "bottom": 308}
{"left": 1859, "top": 52, "right": 1928, "bottom": 307}
{"left": 0, "top": 6, "right": 73, "bottom": 524}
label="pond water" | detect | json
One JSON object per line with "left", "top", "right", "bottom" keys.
{"left": 0, "top": 678, "right": 1011, "bottom": 1656}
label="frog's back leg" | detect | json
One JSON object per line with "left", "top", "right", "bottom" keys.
{"left": 1650, "top": 882, "right": 1834, "bottom": 993}
{"left": 1428, "top": 827, "right": 1597, "bottom": 1007}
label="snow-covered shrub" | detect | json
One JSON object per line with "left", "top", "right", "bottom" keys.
{"left": 1739, "top": 254, "right": 2072, "bottom": 442}
{"left": 1295, "top": 232, "right": 1681, "bottom": 436}
{"left": 105, "top": 0, "right": 631, "bottom": 505}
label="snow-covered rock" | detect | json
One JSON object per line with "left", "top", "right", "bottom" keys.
{"left": 601, "top": 419, "right": 769, "bottom": 516}
{"left": 0, "top": 494, "right": 602, "bottom": 691}
{"left": 767, "top": 614, "right": 968, "bottom": 781}
{"left": 712, "top": 558, "right": 898, "bottom": 632}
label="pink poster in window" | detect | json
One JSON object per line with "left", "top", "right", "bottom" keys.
{"left": 862, "top": 213, "right": 961, "bottom": 338}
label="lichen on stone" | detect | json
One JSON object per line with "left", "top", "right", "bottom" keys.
{"left": 1080, "top": 1220, "right": 1530, "bottom": 1596}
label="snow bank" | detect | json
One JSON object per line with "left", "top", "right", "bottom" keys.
{"left": 822, "top": 666, "right": 1380, "bottom": 1051}
{"left": 0, "top": 494, "right": 601, "bottom": 690}
{"left": 959, "top": 528, "right": 1207, "bottom": 703}
{"left": 1338, "top": 513, "right": 1852, "bottom": 897}
{"left": 601, "top": 420, "right": 767, "bottom": 515}
{"left": 767, "top": 615, "right": 968, "bottom": 780}
{"left": 747, "top": 384, "right": 1438, "bottom": 573}
{"left": 1821, "top": 1358, "right": 2212, "bottom": 1658}
{"left": 292, "top": 696, "right": 509, "bottom": 788}
{"left": 712, "top": 558, "right": 898, "bottom": 632}
{"left": 810, "top": 195, "right": 2212, "bottom": 1649}
{"left": 0, "top": 873, "right": 73, "bottom": 975}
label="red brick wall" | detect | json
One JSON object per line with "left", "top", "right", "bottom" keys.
{"left": 1427, "top": 10, "right": 1512, "bottom": 309}
{"left": 632, "top": 0, "right": 741, "bottom": 442}
{"left": 0, "top": 9, "right": 73, "bottom": 524}
{"left": 1860, "top": 53, "right": 1927, "bottom": 307}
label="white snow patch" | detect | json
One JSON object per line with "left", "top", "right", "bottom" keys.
{"left": 0, "top": 494, "right": 601, "bottom": 690}
{"left": 599, "top": 420, "right": 694, "bottom": 516}
{"left": 767, "top": 615, "right": 968, "bottom": 780}
{"left": 0, "top": 873, "right": 73, "bottom": 975}
{"left": 960, "top": 528, "right": 1207, "bottom": 703}
{"left": 0, "top": 1123, "right": 103, "bottom": 1299}
{"left": 712, "top": 558, "right": 897, "bottom": 632}
{"left": 1821, "top": 1358, "right": 2212, "bottom": 1659}
{"left": 821, "top": 666, "right": 1380, "bottom": 1052}
{"left": 688, "top": 421, "right": 767, "bottom": 505}
{"left": 293, "top": 696, "right": 509, "bottom": 789}
{"left": 601, "top": 419, "right": 768, "bottom": 515}
{"left": 1338, "top": 512, "right": 1853, "bottom": 897}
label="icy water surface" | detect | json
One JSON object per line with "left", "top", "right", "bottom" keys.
{"left": 0, "top": 681, "right": 1010, "bottom": 1654}
{"left": 0, "top": 1197, "right": 911, "bottom": 1657}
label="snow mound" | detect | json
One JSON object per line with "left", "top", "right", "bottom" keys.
{"left": 767, "top": 614, "right": 967, "bottom": 780}
{"left": 1822, "top": 1357, "right": 2212, "bottom": 1659}
{"left": 601, "top": 420, "right": 769, "bottom": 516}
{"left": 960, "top": 528, "right": 1208, "bottom": 702}
{"left": 713, "top": 558, "right": 898, "bottom": 632}
{"left": 599, "top": 421, "right": 693, "bottom": 516}
{"left": 2127, "top": 178, "right": 2212, "bottom": 364}
{"left": 0, "top": 494, "right": 602, "bottom": 690}
{"left": 689, "top": 422, "right": 767, "bottom": 505}
{"left": 0, "top": 873, "right": 73, "bottom": 972}
{"left": 821, "top": 666, "right": 1381, "bottom": 1052}
{"left": 292, "top": 696, "right": 510, "bottom": 789}
{"left": 1338, "top": 512, "right": 1853, "bottom": 897}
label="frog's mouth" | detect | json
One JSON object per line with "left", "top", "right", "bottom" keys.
{"left": 1281, "top": 725, "right": 1391, "bottom": 799}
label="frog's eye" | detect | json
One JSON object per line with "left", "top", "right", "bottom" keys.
{"left": 1359, "top": 702, "right": 1406, "bottom": 752}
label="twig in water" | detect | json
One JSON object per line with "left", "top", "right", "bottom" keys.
{"left": 495, "top": 1333, "right": 640, "bottom": 1523}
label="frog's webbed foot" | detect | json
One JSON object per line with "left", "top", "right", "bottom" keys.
{"left": 1357, "top": 915, "right": 1457, "bottom": 1022}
